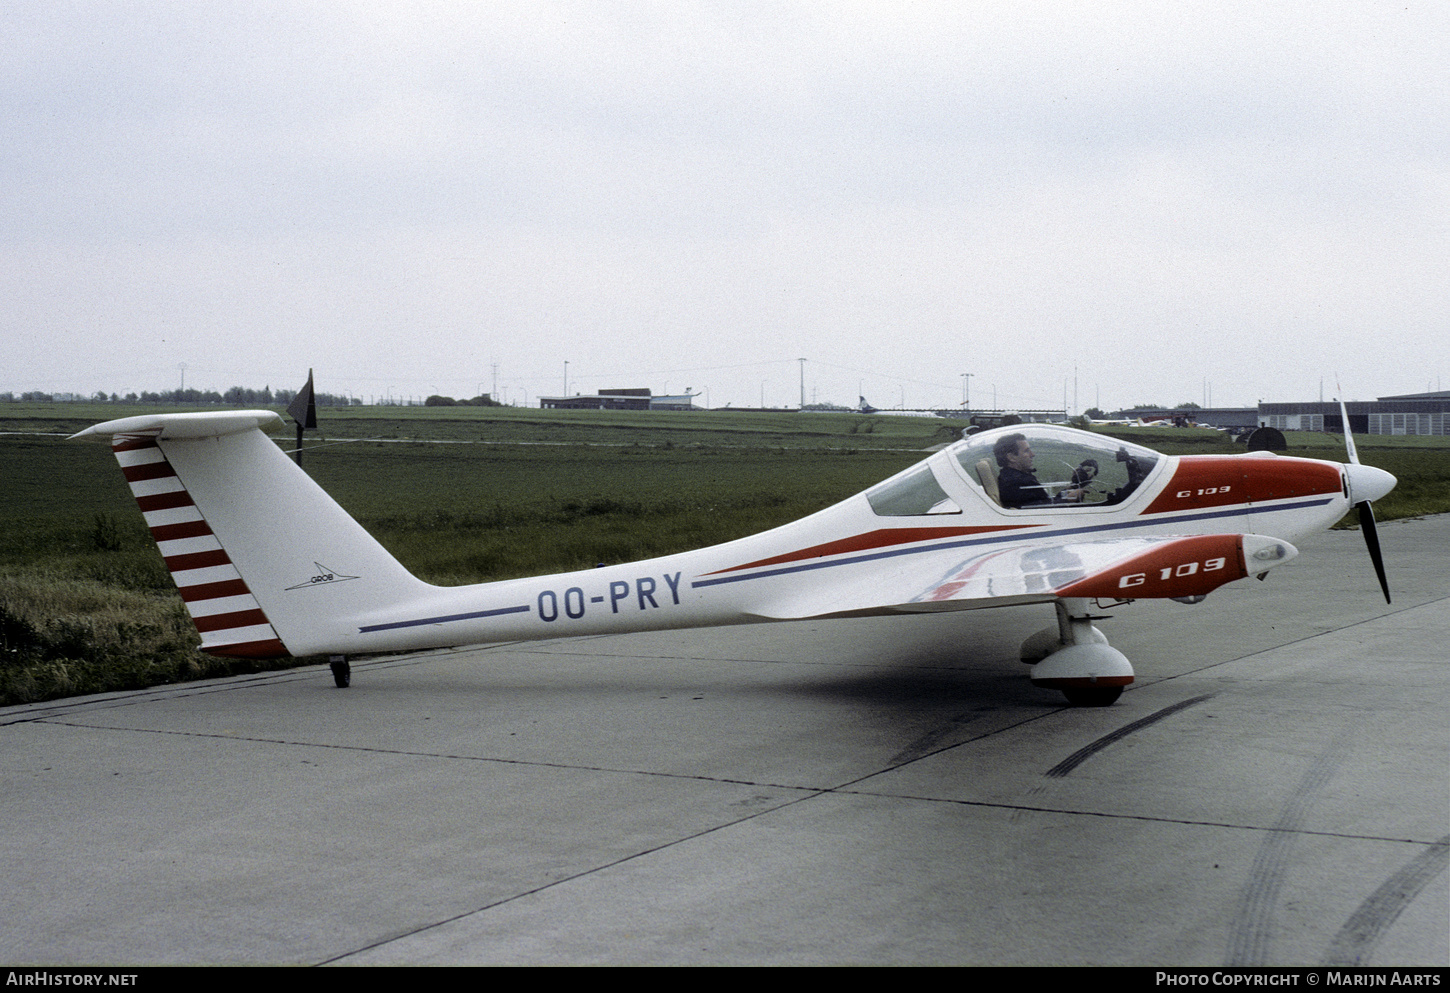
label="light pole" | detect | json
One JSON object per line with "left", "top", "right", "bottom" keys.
{"left": 961, "top": 372, "right": 974, "bottom": 411}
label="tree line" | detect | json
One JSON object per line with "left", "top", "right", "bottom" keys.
{"left": 3, "top": 387, "right": 361, "bottom": 406}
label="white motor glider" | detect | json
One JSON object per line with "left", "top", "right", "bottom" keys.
{"left": 74, "top": 406, "right": 1395, "bottom": 706}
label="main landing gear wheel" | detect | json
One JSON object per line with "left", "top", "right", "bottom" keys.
{"left": 1029, "top": 600, "right": 1134, "bottom": 706}
{"left": 1030, "top": 644, "right": 1133, "bottom": 708}
{"left": 1061, "top": 685, "right": 1123, "bottom": 707}
{"left": 329, "top": 656, "right": 351, "bottom": 688}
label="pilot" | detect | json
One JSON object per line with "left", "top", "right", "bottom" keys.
{"left": 993, "top": 433, "right": 1086, "bottom": 508}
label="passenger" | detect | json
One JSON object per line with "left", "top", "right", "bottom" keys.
{"left": 993, "top": 433, "right": 1086, "bottom": 508}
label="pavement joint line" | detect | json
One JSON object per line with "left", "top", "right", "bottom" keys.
{"left": 17, "top": 651, "right": 1075, "bottom": 793}
{"left": 321, "top": 780, "right": 1440, "bottom": 964}
{"left": 32, "top": 716, "right": 875, "bottom": 793}
{"left": 37, "top": 713, "right": 1448, "bottom": 851}
{"left": 825, "top": 787, "right": 1446, "bottom": 848}
{"left": 316, "top": 784, "right": 839, "bottom": 966}
{"left": 0, "top": 670, "right": 323, "bottom": 726}
{"left": 0, "top": 651, "right": 483, "bottom": 727}
{"left": 1145, "top": 592, "right": 1450, "bottom": 685}
{"left": 32, "top": 696, "right": 1308, "bottom": 846}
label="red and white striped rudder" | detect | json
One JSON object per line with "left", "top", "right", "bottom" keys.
{"left": 111, "top": 432, "right": 286, "bottom": 658}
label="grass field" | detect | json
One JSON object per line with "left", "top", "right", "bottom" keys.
{"left": 3, "top": 403, "right": 1446, "bottom": 705}
{"left": 0, "top": 402, "right": 964, "bottom": 450}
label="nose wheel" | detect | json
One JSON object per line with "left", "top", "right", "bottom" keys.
{"left": 329, "top": 656, "right": 351, "bottom": 688}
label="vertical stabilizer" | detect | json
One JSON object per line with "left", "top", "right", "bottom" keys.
{"left": 75, "top": 411, "right": 433, "bottom": 657}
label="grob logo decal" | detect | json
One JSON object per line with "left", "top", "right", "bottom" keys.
{"left": 285, "top": 563, "right": 360, "bottom": 591}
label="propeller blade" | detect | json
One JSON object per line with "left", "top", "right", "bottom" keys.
{"left": 1358, "top": 501, "right": 1391, "bottom": 604}
{"left": 1338, "top": 397, "right": 1361, "bottom": 464}
{"left": 1339, "top": 394, "right": 1391, "bottom": 603}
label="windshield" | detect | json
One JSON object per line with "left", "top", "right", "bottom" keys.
{"left": 865, "top": 462, "right": 962, "bottom": 516}
{"left": 949, "top": 426, "right": 1160, "bottom": 510}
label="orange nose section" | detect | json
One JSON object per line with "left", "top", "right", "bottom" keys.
{"left": 1054, "top": 534, "right": 1296, "bottom": 600}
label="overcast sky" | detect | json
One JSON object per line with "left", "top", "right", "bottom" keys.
{"left": 4, "top": 1, "right": 1446, "bottom": 412}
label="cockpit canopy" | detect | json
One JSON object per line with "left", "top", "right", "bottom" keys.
{"left": 864, "top": 425, "right": 1163, "bottom": 517}
{"left": 952, "top": 426, "right": 1160, "bottom": 510}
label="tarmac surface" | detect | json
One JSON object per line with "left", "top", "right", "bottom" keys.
{"left": 2, "top": 515, "right": 1446, "bottom": 966}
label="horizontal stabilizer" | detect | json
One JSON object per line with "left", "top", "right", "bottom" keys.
{"left": 72, "top": 410, "right": 285, "bottom": 441}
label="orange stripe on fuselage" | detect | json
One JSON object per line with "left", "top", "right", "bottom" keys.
{"left": 708, "top": 525, "right": 1039, "bottom": 575}
{"left": 1139, "top": 456, "right": 1341, "bottom": 516}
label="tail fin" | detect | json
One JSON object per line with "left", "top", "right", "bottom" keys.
{"left": 74, "top": 411, "right": 432, "bottom": 657}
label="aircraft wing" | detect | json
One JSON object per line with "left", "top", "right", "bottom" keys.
{"left": 742, "top": 532, "right": 1297, "bottom": 620}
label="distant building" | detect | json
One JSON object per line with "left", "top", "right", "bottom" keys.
{"left": 1258, "top": 391, "right": 1450, "bottom": 436}
{"left": 538, "top": 389, "right": 698, "bottom": 411}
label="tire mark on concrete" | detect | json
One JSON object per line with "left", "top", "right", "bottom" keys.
{"left": 1322, "top": 834, "right": 1450, "bottom": 966}
{"left": 889, "top": 712, "right": 986, "bottom": 767}
{"left": 1043, "top": 694, "right": 1215, "bottom": 779}
{"left": 1225, "top": 731, "right": 1352, "bottom": 966}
